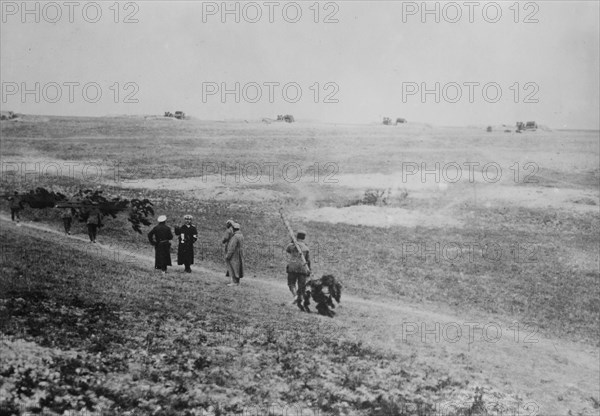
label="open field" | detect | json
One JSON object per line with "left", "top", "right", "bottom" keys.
{"left": 1, "top": 117, "right": 599, "bottom": 415}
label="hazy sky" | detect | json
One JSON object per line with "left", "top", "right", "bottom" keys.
{"left": 1, "top": 1, "right": 599, "bottom": 128}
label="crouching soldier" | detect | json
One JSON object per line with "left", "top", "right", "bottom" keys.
{"left": 286, "top": 231, "right": 311, "bottom": 311}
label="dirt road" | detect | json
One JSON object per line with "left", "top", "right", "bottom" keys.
{"left": 2, "top": 215, "right": 598, "bottom": 415}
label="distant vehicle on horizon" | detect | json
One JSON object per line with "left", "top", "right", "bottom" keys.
{"left": 516, "top": 121, "right": 537, "bottom": 132}
{"left": 163, "top": 111, "right": 186, "bottom": 120}
{"left": 383, "top": 117, "right": 407, "bottom": 125}
{"left": 0, "top": 111, "right": 18, "bottom": 120}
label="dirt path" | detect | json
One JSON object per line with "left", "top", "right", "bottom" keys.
{"left": 2, "top": 216, "right": 598, "bottom": 415}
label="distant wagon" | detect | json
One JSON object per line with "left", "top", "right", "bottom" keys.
{"left": 383, "top": 117, "right": 407, "bottom": 125}
{"left": 277, "top": 114, "right": 295, "bottom": 123}
{"left": 163, "top": 111, "right": 185, "bottom": 120}
{"left": 516, "top": 121, "right": 537, "bottom": 132}
{"left": 0, "top": 111, "right": 17, "bottom": 120}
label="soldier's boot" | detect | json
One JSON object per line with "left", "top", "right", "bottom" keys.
{"left": 289, "top": 285, "right": 297, "bottom": 304}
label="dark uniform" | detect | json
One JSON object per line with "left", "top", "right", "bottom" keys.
{"left": 86, "top": 209, "right": 102, "bottom": 243}
{"left": 8, "top": 193, "right": 22, "bottom": 222}
{"left": 61, "top": 208, "right": 73, "bottom": 235}
{"left": 148, "top": 222, "right": 173, "bottom": 272}
{"left": 286, "top": 232, "right": 311, "bottom": 309}
{"left": 175, "top": 222, "right": 197, "bottom": 272}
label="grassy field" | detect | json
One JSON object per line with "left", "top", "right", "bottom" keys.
{"left": 1, "top": 220, "right": 486, "bottom": 416}
{"left": 1, "top": 116, "right": 599, "bottom": 415}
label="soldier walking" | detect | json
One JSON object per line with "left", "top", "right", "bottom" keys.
{"left": 148, "top": 215, "right": 173, "bottom": 274}
{"left": 61, "top": 208, "right": 73, "bottom": 235}
{"left": 225, "top": 222, "right": 244, "bottom": 286}
{"left": 175, "top": 214, "right": 198, "bottom": 273}
{"left": 286, "top": 231, "right": 311, "bottom": 310}
{"left": 8, "top": 192, "right": 22, "bottom": 224}
{"left": 86, "top": 207, "right": 102, "bottom": 243}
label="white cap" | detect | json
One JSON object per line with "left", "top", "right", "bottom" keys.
{"left": 157, "top": 215, "right": 167, "bottom": 222}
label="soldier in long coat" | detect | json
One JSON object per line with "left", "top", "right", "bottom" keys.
{"left": 222, "top": 219, "right": 234, "bottom": 276}
{"left": 225, "top": 223, "right": 244, "bottom": 286}
{"left": 148, "top": 215, "right": 173, "bottom": 274}
{"left": 175, "top": 214, "right": 197, "bottom": 273}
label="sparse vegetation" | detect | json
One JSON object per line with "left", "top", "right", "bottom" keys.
{"left": 1, "top": 226, "right": 482, "bottom": 415}
{"left": 1, "top": 117, "right": 598, "bottom": 415}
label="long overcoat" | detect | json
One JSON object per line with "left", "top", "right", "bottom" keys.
{"left": 175, "top": 224, "right": 198, "bottom": 265}
{"left": 148, "top": 223, "right": 173, "bottom": 269}
{"left": 225, "top": 231, "right": 244, "bottom": 279}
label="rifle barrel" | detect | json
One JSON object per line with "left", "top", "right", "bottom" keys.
{"left": 279, "top": 208, "right": 311, "bottom": 275}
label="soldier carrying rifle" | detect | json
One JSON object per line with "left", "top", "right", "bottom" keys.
{"left": 7, "top": 191, "right": 23, "bottom": 224}
{"left": 279, "top": 209, "right": 312, "bottom": 311}
{"left": 286, "top": 230, "right": 311, "bottom": 311}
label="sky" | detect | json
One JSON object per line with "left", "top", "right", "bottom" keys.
{"left": 1, "top": 1, "right": 599, "bottom": 128}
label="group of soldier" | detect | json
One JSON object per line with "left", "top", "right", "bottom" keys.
{"left": 7, "top": 193, "right": 103, "bottom": 243}
{"left": 7, "top": 194, "right": 311, "bottom": 309}
{"left": 147, "top": 214, "right": 311, "bottom": 307}
{"left": 147, "top": 215, "right": 246, "bottom": 287}
{"left": 59, "top": 207, "right": 102, "bottom": 243}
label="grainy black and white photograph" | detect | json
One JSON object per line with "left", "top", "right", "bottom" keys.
{"left": 1, "top": 1, "right": 599, "bottom": 415}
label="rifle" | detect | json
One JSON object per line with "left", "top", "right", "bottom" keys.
{"left": 279, "top": 208, "right": 311, "bottom": 275}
